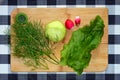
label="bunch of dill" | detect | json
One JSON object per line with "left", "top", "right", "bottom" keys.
{"left": 11, "top": 13, "right": 59, "bottom": 70}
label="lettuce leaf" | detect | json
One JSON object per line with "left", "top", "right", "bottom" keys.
{"left": 60, "top": 15, "right": 105, "bottom": 75}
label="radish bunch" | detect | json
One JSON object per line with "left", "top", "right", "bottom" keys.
{"left": 65, "top": 16, "right": 81, "bottom": 30}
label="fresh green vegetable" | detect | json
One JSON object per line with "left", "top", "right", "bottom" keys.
{"left": 45, "top": 21, "right": 66, "bottom": 42}
{"left": 60, "top": 15, "right": 105, "bottom": 75}
{"left": 12, "top": 13, "right": 59, "bottom": 70}
{"left": 15, "top": 13, "right": 28, "bottom": 24}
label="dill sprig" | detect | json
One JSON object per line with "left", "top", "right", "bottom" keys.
{"left": 12, "top": 20, "right": 59, "bottom": 70}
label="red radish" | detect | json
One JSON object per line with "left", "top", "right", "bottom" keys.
{"left": 75, "top": 16, "right": 81, "bottom": 25}
{"left": 65, "top": 19, "right": 74, "bottom": 30}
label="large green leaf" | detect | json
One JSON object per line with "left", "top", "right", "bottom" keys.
{"left": 60, "top": 15, "right": 105, "bottom": 75}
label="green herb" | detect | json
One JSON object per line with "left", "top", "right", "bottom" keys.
{"left": 12, "top": 13, "right": 59, "bottom": 70}
{"left": 15, "top": 13, "right": 28, "bottom": 24}
{"left": 60, "top": 15, "right": 105, "bottom": 75}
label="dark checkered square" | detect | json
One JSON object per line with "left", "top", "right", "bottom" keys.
{"left": 66, "top": 0, "right": 76, "bottom": 5}
{"left": 8, "top": 0, "right": 17, "bottom": 5}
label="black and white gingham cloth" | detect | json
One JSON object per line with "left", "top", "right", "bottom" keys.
{"left": 0, "top": 0, "right": 120, "bottom": 80}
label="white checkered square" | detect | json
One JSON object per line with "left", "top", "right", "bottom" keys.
{"left": 0, "top": 45, "right": 9, "bottom": 54}
{"left": 0, "top": 25, "right": 9, "bottom": 35}
{"left": 115, "top": 45, "right": 120, "bottom": 54}
{"left": 0, "top": 64, "right": 9, "bottom": 73}
{"left": 115, "top": 5, "right": 120, "bottom": 15}
{"left": 115, "top": 64, "right": 120, "bottom": 74}
{"left": 0, "top": 6, "right": 8, "bottom": 15}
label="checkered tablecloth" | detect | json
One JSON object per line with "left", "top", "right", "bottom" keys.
{"left": 0, "top": 0, "right": 120, "bottom": 80}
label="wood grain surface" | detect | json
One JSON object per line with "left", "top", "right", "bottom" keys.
{"left": 11, "top": 8, "right": 108, "bottom": 72}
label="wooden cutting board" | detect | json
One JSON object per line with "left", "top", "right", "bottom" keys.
{"left": 11, "top": 8, "right": 108, "bottom": 72}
